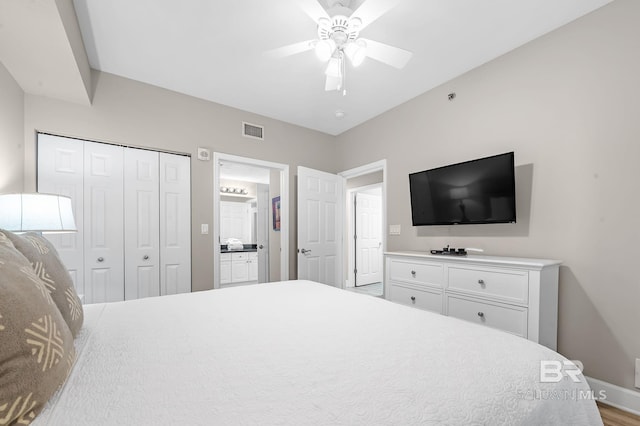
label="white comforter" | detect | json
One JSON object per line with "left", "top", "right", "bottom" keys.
{"left": 36, "top": 280, "right": 602, "bottom": 425}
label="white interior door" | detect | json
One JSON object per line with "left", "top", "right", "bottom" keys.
{"left": 84, "top": 141, "right": 124, "bottom": 303}
{"left": 124, "top": 148, "right": 160, "bottom": 300}
{"left": 297, "top": 166, "right": 343, "bottom": 287}
{"left": 160, "top": 153, "right": 191, "bottom": 295}
{"left": 256, "top": 183, "right": 270, "bottom": 283}
{"left": 355, "top": 191, "right": 383, "bottom": 286}
{"left": 37, "top": 134, "right": 85, "bottom": 295}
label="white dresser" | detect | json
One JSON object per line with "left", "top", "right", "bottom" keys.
{"left": 385, "top": 251, "right": 561, "bottom": 350}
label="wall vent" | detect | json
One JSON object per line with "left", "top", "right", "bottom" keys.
{"left": 242, "top": 122, "right": 264, "bottom": 140}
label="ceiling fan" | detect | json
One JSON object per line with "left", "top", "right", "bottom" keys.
{"left": 266, "top": 0, "right": 413, "bottom": 94}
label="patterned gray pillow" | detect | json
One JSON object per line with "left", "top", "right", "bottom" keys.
{"left": 4, "top": 231, "right": 83, "bottom": 337}
{"left": 0, "top": 231, "right": 76, "bottom": 425}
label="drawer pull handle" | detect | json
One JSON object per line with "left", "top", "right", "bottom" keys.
{"left": 478, "top": 279, "right": 485, "bottom": 285}
{"left": 411, "top": 270, "right": 416, "bottom": 277}
{"left": 477, "top": 312, "right": 485, "bottom": 318}
{"left": 97, "top": 257, "right": 104, "bottom": 263}
{"left": 410, "top": 296, "right": 416, "bottom": 302}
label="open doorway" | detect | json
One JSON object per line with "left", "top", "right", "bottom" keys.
{"left": 213, "top": 153, "right": 289, "bottom": 289}
{"left": 350, "top": 184, "right": 383, "bottom": 288}
{"left": 339, "top": 160, "right": 386, "bottom": 298}
{"left": 295, "top": 159, "right": 386, "bottom": 295}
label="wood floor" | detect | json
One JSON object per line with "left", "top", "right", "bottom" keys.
{"left": 598, "top": 402, "right": 640, "bottom": 426}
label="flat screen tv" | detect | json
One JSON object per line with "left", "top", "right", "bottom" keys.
{"left": 409, "top": 152, "right": 516, "bottom": 226}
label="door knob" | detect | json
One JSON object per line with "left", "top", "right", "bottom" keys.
{"left": 300, "top": 248, "right": 312, "bottom": 255}
{"left": 97, "top": 257, "right": 104, "bottom": 263}
{"left": 143, "top": 255, "right": 149, "bottom": 260}
{"left": 258, "top": 245, "right": 264, "bottom": 249}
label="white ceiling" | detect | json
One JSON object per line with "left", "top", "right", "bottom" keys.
{"left": 71, "top": 0, "right": 611, "bottom": 136}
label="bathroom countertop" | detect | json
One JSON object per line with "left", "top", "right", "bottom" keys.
{"left": 220, "top": 244, "right": 257, "bottom": 253}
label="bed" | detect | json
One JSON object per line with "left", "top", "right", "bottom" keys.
{"left": 26, "top": 280, "right": 602, "bottom": 425}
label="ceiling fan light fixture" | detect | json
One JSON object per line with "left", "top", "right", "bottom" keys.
{"left": 325, "top": 56, "right": 342, "bottom": 78}
{"left": 317, "top": 17, "right": 331, "bottom": 29}
{"left": 315, "top": 39, "right": 336, "bottom": 61}
{"left": 344, "top": 40, "right": 367, "bottom": 67}
{"left": 348, "top": 17, "right": 362, "bottom": 30}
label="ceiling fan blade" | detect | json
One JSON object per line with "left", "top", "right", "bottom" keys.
{"left": 360, "top": 38, "right": 412, "bottom": 69}
{"left": 350, "top": 0, "right": 402, "bottom": 31}
{"left": 264, "top": 40, "right": 316, "bottom": 59}
{"left": 325, "top": 75, "right": 342, "bottom": 91}
{"left": 300, "top": 0, "right": 330, "bottom": 23}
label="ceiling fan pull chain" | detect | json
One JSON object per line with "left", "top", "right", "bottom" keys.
{"left": 342, "top": 51, "right": 347, "bottom": 96}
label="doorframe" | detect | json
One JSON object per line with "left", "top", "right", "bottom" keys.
{"left": 346, "top": 183, "right": 383, "bottom": 289}
{"left": 213, "top": 152, "right": 289, "bottom": 289}
{"left": 338, "top": 159, "right": 387, "bottom": 292}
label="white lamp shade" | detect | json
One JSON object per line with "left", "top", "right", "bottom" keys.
{"left": 0, "top": 193, "right": 77, "bottom": 232}
{"left": 344, "top": 40, "right": 367, "bottom": 67}
{"left": 325, "top": 57, "right": 342, "bottom": 78}
{"left": 315, "top": 39, "right": 336, "bottom": 61}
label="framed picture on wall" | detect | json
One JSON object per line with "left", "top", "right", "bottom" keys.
{"left": 272, "top": 196, "right": 281, "bottom": 231}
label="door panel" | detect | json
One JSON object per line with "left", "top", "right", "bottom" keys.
{"left": 164, "top": 264, "right": 180, "bottom": 295}
{"left": 124, "top": 148, "right": 160, "bottom": 300}
{"left": 160, "top": 153, "right": 191, "bottom": 295}
{"left": 84, "top": 142, "right": 124, "bottom": 303}
{"left": 297, "top": 167, "right": 343, "bottom": 287}
{"left": 355, "top": 192, "right": 383, "bottom": 286}
{"left": 37, "top": 134, "right": 85, "bottom": 295}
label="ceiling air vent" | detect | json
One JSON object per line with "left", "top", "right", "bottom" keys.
{"left": 242, "top": 122, "right": 264, "bottom": 140}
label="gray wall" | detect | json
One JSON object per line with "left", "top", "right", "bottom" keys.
{"left": 22, "top": 70, "right": 337, "bottom": 292}
{"left": 346, "top": 170, "right": 383, "bottom": 190}
{"left": 336, "top": 0, "right": 640, "bottom": 391}
{"left": 0, "top": 62, "right": 24, "bottom": 192}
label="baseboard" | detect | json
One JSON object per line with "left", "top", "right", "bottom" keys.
{"left": 586, "top": 376, "right": 640, "bottom": 416}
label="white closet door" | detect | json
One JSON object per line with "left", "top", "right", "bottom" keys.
{"left": 160, "top": 153, "right": 191, "bottom": 295}
{"left": 36, "top": 134, "right": 85, "bottom": 295}
{"left": 84, "top": 142, "right": 124, "bottom": 303}
{"left": 124, "top": 148, "right": 160, "bottom": 300}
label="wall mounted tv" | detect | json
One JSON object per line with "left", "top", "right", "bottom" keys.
{"left": 409, "top": 152, "right": 516, "bottom": 226}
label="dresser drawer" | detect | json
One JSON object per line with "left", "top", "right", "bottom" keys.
{"left": 388, "top": 259, "right": 443, "bottom": 288}
{"left": 390, "top": 284, "right": 442, "bottom": 314}
{"left": 446, "top": 295, "right": 528, "bottom": 337}
{"left": 231, "top": 252, "right": 248, "bottom": 261}
{"left": 448, "top": 266, "right": 528, "bottom": 304}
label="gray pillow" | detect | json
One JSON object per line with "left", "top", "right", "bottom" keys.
{"left": 4, "top": 231, "right": 83, "bottom": 337}
{"left": 0, "top": 231, "right": 76, "bottom": 424}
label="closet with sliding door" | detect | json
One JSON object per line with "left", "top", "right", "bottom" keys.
{"left": 37, "top": 133, "right": 191, "bottom": 304}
